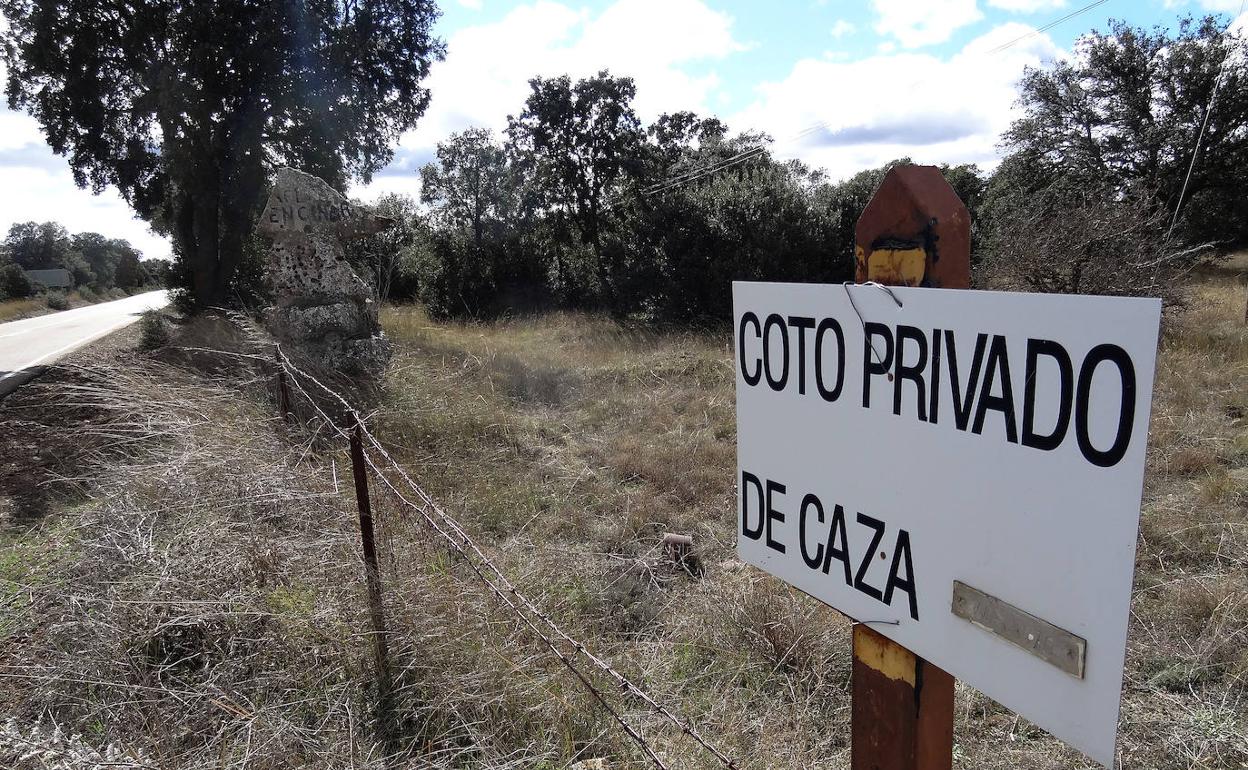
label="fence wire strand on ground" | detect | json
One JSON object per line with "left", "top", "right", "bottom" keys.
{"left": 177, "top": 344, "right": 742, "bottom": 770}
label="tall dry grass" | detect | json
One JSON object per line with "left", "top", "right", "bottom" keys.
{"left": 0, "top": 266, "right": 1244, "bottom": 768}
{"left": 373, "top": 281, "right": 1248, "bottom": 769}
{"left": 0, "top": 298, "right": 43, "bottom": 324}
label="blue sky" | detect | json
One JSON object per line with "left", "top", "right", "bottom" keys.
{"left": 1, "top": 0, "right": 1243, "bottom": 260}
{"left": 433, "top": 0, "right": 1185, "bottom": 114}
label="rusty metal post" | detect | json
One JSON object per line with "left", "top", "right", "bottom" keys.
{"left": 852, "top": 625, "right": 955, "bottom": 770}
{"left": 855, "top": 165, "right": 970, "bottom": 289}
{"left": 850, "top": 164, "right": 967, "bottom": 770}
{"left": 277, "top": 368, "right": 292, "bottom": 421}
{"left": 349, "top": 417, "right": 396, "bottom": 749}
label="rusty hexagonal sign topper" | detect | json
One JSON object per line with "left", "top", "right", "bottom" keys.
{"left": 854, "top": 165, "right": 970, "bottom": 289}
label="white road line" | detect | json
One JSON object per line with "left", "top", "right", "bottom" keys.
{"left": 0, "top": 307, "right": 118, "bottom": 338}
{"left": 0, "top": 315, "right": 141, "bottom": 384}
{"left": 0, "top": 291, "right": 169, "bottom": 388}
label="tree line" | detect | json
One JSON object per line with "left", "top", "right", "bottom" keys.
{"left": 348, "top": 15, "right": 1245, "bottom": 323}
{"left": 0, "top": 222, "right": 168, "bottom": 301}
{"left": 2, "top": 1, "right": 1243, "bottom": 322}
{"left": 349, "top": 118, "right": 983, "bottom": 323}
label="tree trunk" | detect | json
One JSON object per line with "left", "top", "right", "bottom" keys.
{"left": 178, "top": 153, "right": 265, "bottom": 310}
{"left": 189, "top": 183, "right": 221, "bottom": 309}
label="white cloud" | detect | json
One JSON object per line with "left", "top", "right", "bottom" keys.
{"left": 425, "top": 0, "right": 741, "bottom": 130}
{"left": 351, "top": 173, "right": 425, "bottom": 204}
{"left": 0, "top": 165, "right": 170, "bottom": 260}
{"left": 0, "top": 57, "right": 167, "bottom": 257}
{"left": 359, "top": 0, "right": 744, "bottom": 198}
{"left": 732, "top": 22, "right": 1062, "bottom": 182}
{"left": 0, "top": 112, "right": 44, "bottom": 151}
{"left": 987, "top": 0, "right": 1065, "bottom": 11}
{"left": 872, "top": 0, "right": 984, "bottom": 48}
{"left": 830, "top": 19, "right": 856, "bottom": 38}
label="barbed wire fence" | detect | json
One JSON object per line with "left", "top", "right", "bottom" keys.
{"left": 180, "top": 343, "right": 742, "bottom": 770}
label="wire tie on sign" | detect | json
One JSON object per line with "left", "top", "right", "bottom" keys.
{"left": 862, "top": 280, "right": 903, "bottom": 308}
{"left": 842, "top": 281, "right": 903, "bottom": 377}
{"left": 859, "top": 619, "right": 901, "bottom": 626}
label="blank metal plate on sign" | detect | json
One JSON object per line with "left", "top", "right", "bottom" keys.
{"left": 951, "top": 581, "right": 1087, "bottom": 679}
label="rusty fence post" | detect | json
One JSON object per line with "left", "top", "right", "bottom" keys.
{"left": 348, "top": 416, "right": 397, "bottom": 750}
{"left": 850, "top": 165, "right": 969, "bottom": 770}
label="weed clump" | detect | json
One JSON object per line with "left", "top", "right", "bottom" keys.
{"left": 138, "top": 310, "right": 170, "bottom": 350}
{"left": 44, "top": 291, "right": 69, "bottom": 311}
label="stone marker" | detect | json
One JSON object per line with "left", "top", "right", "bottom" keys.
{"left": 257, "top": 167, "right": 393, "bottom": 377}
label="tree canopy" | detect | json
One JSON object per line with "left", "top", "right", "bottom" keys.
{"left": 507, "top": 71, "right": 646, "bottom": 297}
{"left": 1, "top": 221, "right": 162, "bottom": 295}
{"left": 406, "top": 71, "right": 993, "bottom": 323}
{"left": 1003, "top": 15, "right": 1248, "bottom": 247}
{"left": 1, "top": 0, "right": 444, "bottom": 308}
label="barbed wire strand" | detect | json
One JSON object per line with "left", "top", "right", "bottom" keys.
{"left": 275, "top": 349, "right": 742, "bottom": 770}
{"left": 175, "top": 346, "right": 672, "bottom": 768}
{"left": 201, "top": 344, "right": 744, "bottom": 770}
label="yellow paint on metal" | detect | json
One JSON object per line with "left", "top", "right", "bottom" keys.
{"left": 867, "top": 247, "right": 926, "bottom": 287}
{"left": 854, "top": 625, "right": 917, "bottom": 686}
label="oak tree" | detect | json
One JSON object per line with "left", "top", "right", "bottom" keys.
{"left": 1004, "top": 15, "right": 1248, "bottom": 246}
{"left": 507, "top": 71, "right": 644, "bottom": 298}
{"left": 2, "top": 0, "right": 444, "bottom": 308}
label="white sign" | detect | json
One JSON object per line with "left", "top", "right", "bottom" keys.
{"left": 733, "top": 281, "right": 1161, "bottom": 768}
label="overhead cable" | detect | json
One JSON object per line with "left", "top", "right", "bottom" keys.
{"left": 1167, "top": 0, "right": 1246, "bottom": 240}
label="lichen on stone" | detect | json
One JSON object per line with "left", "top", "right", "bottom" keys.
{"left": 258, "top": 167, "right": 394, "bottom": 378}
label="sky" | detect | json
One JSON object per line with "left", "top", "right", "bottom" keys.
{"left": 0, "top": 0, "right": 1244, "bottom": 261}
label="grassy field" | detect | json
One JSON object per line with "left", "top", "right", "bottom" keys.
{"left": 367, "top": 264, "right": 1248, "bottom": 769}
{"left": 0, "top": 264, "right": 1244, "bottom": 768}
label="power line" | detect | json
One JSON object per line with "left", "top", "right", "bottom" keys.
{"left": 1166, "top": 0, "right": 1246, "bottom": 240}
{"left": 617, "top": 119, "right": 831, "bottom": 207}
{"left": 985, "top": 0, "right": 1109, "bottom": 55}
{"left": 635, "top": 146, "right": 765, "bottom": 198}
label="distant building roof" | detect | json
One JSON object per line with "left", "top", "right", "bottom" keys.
{"left": 24, "top": 268, "right": 73, "bottom": 289}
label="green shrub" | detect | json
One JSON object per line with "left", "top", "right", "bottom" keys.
{"left": 138, "top": 310, "right": 170, "bottom": 350}
{"left": 45, "top": 291, "right": 70, "bottom": 311}
{"left": 0, "top": 264, "right": 33, "bottom": 299}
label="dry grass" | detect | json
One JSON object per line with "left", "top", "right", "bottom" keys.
{"left": 0, "top": 298, "right": 44, "bottom": 323}
{"left": 0, "top": 264, "right": 1245, "bottom": 769}
{"left": 1122, "top": 265, "right": 1248, "bottom": 770}
{"left": 373, "top": 279, "right": 1248, "bottom": 769}
{"left": 0, "top": 289, "right": 132, "bottom": 325}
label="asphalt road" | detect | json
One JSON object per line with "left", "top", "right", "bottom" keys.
{"left": 0, "top": 290, "right": 169, "bottom": 395}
